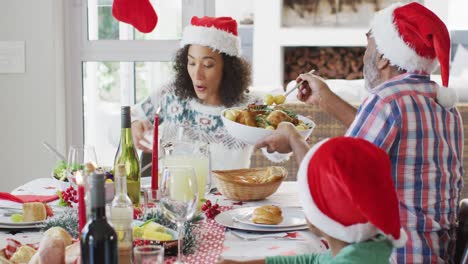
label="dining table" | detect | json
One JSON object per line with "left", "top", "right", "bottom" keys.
{"left": 0, "top": 178, "right": 326, "bottom": 263}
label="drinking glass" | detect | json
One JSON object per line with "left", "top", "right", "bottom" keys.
{"left": 143, "top": 187, "right": 159, "bottom": 216}
{"left": 159, "top": 166, "right": 198, "bottom": 264}
{"left": 133, "top": 245, "right": 164, "bottom": 264}
{"left": 66, "top": 145, "right": 98, "bottom": 187}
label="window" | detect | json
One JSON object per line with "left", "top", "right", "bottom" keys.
{"left": 66, "top": 0, "right": 214, "bottom": 166}
{"left": 448, "top": 0, "right": 468, "bottom": 30}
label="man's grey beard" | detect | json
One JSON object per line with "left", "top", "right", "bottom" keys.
{"left": 364, "top": 52, "right": 381, "bottom": 91}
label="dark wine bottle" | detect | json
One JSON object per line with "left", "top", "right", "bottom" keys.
{"left": 81, "top": 171, "right": 118, "bottom": 264}
{"left": 114, "top": 106, "right": 141, "bottom": 206}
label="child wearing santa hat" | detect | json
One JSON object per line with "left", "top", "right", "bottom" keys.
{"left": 219, "top": 136, "right": 406, "bottom": 264}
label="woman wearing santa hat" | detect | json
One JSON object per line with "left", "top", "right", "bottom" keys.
{"left": 131, "top": 16, "right": 261, "bottom": 170}
{"left": 258, "top": 2, "right": 462, "bottom": 263}
{"left": 220, "top": 137, "right": 406, "bottom": 264}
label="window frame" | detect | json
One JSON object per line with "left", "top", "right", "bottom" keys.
{"left": 64, "top": 0, "right": 215, "bottom": 147}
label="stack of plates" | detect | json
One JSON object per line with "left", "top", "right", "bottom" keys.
{"left": 215, "top": 207, "right": 308, "bottom": 232}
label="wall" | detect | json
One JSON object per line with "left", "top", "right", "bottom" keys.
{"left": 0, "top": 0, "right": 65, "bottom": 191}
{"left": 215, "top": 0, "right": 254, "bottom": 23}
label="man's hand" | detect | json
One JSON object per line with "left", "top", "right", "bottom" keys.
{"left": 254, "top": 122, "right": 299, "bottom": 153}
{"left": 131, "top": 120, "right": 153, "bottom": 153}
{"left": 296, "top": 72, "right": 332, "bottom": 106}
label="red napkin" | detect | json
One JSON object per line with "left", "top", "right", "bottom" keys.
{"left": 0, "top": 192, "right": 58, "bottom": 203}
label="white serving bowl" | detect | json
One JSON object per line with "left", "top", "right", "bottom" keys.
{"left": 221, "top": 107, "right": 316, "bottom": 145}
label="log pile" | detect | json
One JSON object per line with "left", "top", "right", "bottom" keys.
{"left": 283, "top": 47, "right": 365, "bottom": 86}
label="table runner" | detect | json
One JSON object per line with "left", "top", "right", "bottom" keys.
{"left": 164, "top": 206, "right": 232, "bottom": 264}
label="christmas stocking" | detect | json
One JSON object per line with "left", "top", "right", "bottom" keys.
{"left": 112, "top": 0, "right": 158, "bottom": 33}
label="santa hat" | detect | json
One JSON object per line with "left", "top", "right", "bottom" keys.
{"left": 298, "top": 137, "right": 407, "bottom": 247}
{"left": 112, "top": 0, "right": 158, "bottom": 33}
{"left": 180, "top": 16, "right": 241, "bottom": 57}
{"left": 370, "top": 2, "right": 456, "bottom": 108}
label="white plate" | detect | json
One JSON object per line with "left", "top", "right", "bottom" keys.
{"left": 221, "top": 108, "right": 316, "bottom": 145}
{"left": 0, "top": 214, "right": 45, "bottom": 226}
{"left": 132, "top": 220, "right": 179, "bottom": 240}
{"left": 215, "top": 207, "right": 308, "bottom": 232}
{"left": 0, "top": 223, "right": 45, "bottom": 229}
{"left": 233, "top": 207, "right": 306, "bottom": 228}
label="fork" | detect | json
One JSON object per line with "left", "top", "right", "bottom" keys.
{"left": 230, "top": 230, "right": 287, "bottom": 241}
{"left": 284, "top": 69, "right": 316, "bottom": 97}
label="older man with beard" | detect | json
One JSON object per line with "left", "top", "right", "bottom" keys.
{"left": 256, "top": 2, "right": 463, "bottom": 263}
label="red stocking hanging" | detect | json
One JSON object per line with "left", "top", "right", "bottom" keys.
{"left": 112, "top": 0, "right": 158, "bottom": 33}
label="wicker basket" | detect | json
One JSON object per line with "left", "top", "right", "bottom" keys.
{"left": 212, "top": 167, "right": 286, "bottom": 201}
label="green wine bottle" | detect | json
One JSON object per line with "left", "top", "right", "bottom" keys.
{"left": 114, "top": 106, "right": 141, "bottom": 206}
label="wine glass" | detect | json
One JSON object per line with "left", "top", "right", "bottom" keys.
{"left": 159, "top": 166, "right": 198, "bottom": 264}
{"left": 66, "top": 145, "right": 98, "bottom": 187}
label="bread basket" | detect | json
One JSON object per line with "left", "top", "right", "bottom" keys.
{"left": 212, "top": 167, "right": 287, "bottom": 201}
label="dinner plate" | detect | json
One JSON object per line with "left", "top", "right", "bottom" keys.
{"left": 0, "top": 214, "right": 45, "bottom": 227}
{"left": 233, "top": 207, "right": 307, "bottom": 228}
{"left": 215, "top": 207, "right": 308, "bottom": 232}
{"left": 0, "top": 223, "right": 45, "bottom": 230}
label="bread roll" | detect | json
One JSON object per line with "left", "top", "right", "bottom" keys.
{"left": 251, "top": 205, "right": 283, "bottom": 225}
{"left": 22, "top": 202, "right": 46, "bottom": 222}
{"left": 44, "top": 226, "right": 73, "bottom": 247}
{"left": 65, "top": 242, "right": 80, "bottom": 264}
{"left": 29, "top": 236, "right": 65, "bottom": 264}
{"left": 10, "top": 245, "right": 36, "bottom": 263}
{"left": 0, "top": 256, "right": 13, "bottom": 264}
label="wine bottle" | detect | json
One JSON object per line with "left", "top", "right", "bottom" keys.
{"left": 114, "top": 106, "right": 141, "bottom": 206}
{"left": 81, "top": 171, "right": 118, "bottom": 264}
{"left": 110, "top": 164, "right": 133, "bottom": 264}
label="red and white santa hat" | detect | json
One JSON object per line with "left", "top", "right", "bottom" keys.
{"left": 370, "top": 2, "right": 456, "bottom": 108}
{"left": 180, "top": 16, "right": 241, "bottom": 57}
{"left": 298, "top": 137, "right": 407, "bottom": 247}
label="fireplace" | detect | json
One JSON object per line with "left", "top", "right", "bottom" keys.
{"left": 283, "top": 46, "right": 365, "bottom": 86}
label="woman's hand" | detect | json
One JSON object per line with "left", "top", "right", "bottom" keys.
{"left": 296, "top": 72, "right": 332, "bottom": 106}
{"left": 254, "top": 122, "right": 300, "bottom": 154}
{"left": 131, "top": 120, "right": 153, "bottom": 153}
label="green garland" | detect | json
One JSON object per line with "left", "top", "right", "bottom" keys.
{"left": 143, "top": 211, "right": 204, "bottom": 254}
{"left": 42, "top": 208, "right": 204, "bottom": 255}
{"left": 42, "top": 208, "right": 79, "bottom": 238}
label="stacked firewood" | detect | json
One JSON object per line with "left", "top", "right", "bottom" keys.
{"left": 283, "top": 0, "right": 381, "bottom": 16}
{"left": 283, "top": 47, "right": 365, "bottom": 86}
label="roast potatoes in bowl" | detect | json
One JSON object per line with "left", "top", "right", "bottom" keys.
{"left": 221, "top": 105, "right": 316, "bottom": 145}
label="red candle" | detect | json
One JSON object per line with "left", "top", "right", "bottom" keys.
{"left": 78, "top": 184, "right": 86, "bottom": 233}
{"left": 151, "top": 114, "right": 159, "bottom": 190}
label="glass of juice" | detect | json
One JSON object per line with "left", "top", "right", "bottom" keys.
{"left": 162, "top": 140, "right": 210, "bottom": 208}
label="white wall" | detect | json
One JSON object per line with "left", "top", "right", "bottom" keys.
{"left": 0, "top": 0, "right": 65, "bottom": 192}
{"left": 215, "top": 0, "right": 254, "bottom": 23}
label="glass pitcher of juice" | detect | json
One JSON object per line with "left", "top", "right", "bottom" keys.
{"left": 162, "top": 140, "right": 210, "bottom": 208}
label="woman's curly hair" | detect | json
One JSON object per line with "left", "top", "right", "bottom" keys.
{"left": 173, "top": 45, "right": 252, "bottom": 107}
